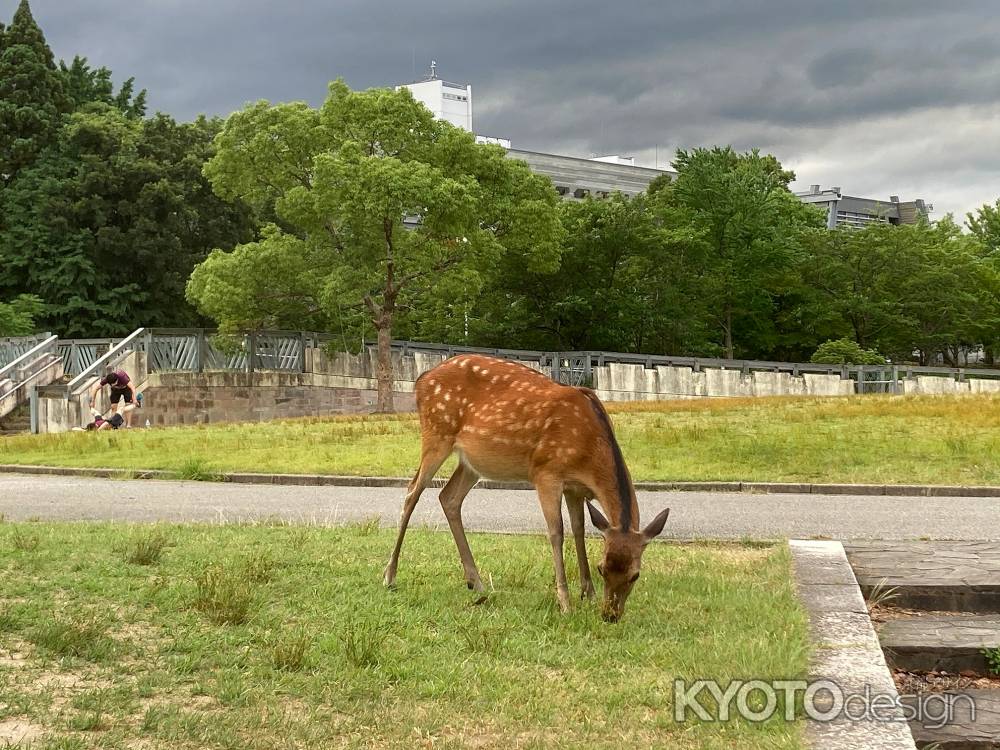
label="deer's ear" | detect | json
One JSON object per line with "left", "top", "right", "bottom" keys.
{"left": 641, "top": 508, "right": 670, "bottom": 543}
{"left": 586, "top": 501, "right": 611, "bottom": 533}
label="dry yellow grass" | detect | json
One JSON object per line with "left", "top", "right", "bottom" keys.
{"left": 2, "top": 393, "right": 998, "bottom": 485}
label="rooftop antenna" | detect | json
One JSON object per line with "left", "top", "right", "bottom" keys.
{"left": 429, "top": 60, "right": 437, "bottom": 80}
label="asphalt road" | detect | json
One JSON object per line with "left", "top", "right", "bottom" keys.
{"left": 2, "top": 473, "right": 998, "bottom": 540}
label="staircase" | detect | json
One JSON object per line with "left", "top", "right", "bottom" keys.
{"left": 0, "top": 335, "right": 63, "bottom": 421}
{"left": 0, "top": 402, "right": 30, "bottom": 436}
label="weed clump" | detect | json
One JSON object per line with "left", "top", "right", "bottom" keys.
{"left": 193, "top": 563, "right": 255, "bottom": 625}
{"left": 268, "top": 627, "right": 312, "bottom": 671}
{"left": 28, "top": 614, "right": 115, "bottom": 661}
{"left": 123, "top": 530, "right": 171, "bottom": 566}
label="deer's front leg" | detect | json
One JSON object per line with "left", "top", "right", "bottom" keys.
{"left": 537, "top": 478, "right": 571, "bottom": 613}
{"left": 566, "top": 492, "right": 595, "bottom": 600}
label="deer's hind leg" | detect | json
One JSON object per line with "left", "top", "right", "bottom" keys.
{"left": 384, "top": 437, "right": 453, "bottom": 588}
{"left": 438, "top": 461, "right": 483, "bottom": 591}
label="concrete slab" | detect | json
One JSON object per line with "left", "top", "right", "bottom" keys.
{"left": 880, "top": 616, "right": 1000, "bottom": 674}
{"left": 901, "top": 690, "right": 1000, "bottom": 749}
{"left": 846, "top": 542, "right": 1000, "bottom": 613}
{"left": 790, "top": 540, "right": 917, "bottom": 749}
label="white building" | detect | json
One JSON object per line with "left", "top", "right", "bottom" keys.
{"left": 397, "top": 61, "right": 473, "bottom": 131}
{"left": 398, "top": 68, "right": 932, "bottom": 217}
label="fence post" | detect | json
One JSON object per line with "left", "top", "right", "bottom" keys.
{"left": 29, "top": 386, "right": 38, "bottom": 434}
{"left": 890, "top": 364, "right": 899, "bottom": 394}
{"left": 857, "top": 365, "right": 865, "bottom": 394}
{"left": 144, "top": 329, "right": 153, "bottom": 376}
{"left": 247, "top": 332, "right": 256, "bottom": 373}
{"left": 299, "top": 331, "right": 307, "bottom": 373}
{"left": 195, "top": 329, "right": 204, "bottom": 373}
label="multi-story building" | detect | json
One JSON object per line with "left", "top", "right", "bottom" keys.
{"left": 399, "top": 69, "right": 932, "bottom": 223}
{"left": 795, "top": 185, "right": 933, "bottom": 229}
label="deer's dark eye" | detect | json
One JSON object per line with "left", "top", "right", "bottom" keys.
{"left": 629, "top": 572, "right": 640, "bottom": 584}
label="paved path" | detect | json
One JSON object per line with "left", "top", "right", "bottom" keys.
{"left": 4, "top": 474, "right": 1000, "bottom": 540}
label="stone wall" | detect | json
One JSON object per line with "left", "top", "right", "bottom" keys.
{"left": 141, "top": 371, "right": 416, "bottom": 427}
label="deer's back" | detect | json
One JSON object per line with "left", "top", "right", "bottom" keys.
{"left": 415, "top": 355, "right": 608, "bottom": 483}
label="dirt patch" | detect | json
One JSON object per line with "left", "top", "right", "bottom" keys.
{"left": 0, "top": 643, "right": 29, "bottom": 669}
{"left": 0, "top": 717, "right": 45, "bottom": 744}
{"left": 869, "top": 604, "right": 964, "bottom": 626}
{"left": 895, "top": 669, "right": 1000, "bottom": 694}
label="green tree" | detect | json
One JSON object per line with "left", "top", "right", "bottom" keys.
{"left": 659, "top": 147, "right": 821, "bottom": 358}
{"left": 0, "top": 0, "right": 71, "bottom": 185}
{"left": 188, "top": 81, "right": 562, "bottom": 411}
{"left": 0, "top": 106, "right": 255, "bottom": 336}
{"left": 0, "top": 294, "right": 43, "bottom": 336}
{"left": 968, "top": 198, "right": 1000, "bottom": 256}
{"left": 60, "top": 55, "right": 146, "bottom": 117}
{"left": 796, "top": 224, "right": 910, "bottom": 350}
{"left": 469, "top": 193, "right": 697, "bottom": 354}
{"left": 893, "top": 218, "right": 998, "bottom": 366}
{"left": 810, "top": 338, "right": 886, "bottom": 365}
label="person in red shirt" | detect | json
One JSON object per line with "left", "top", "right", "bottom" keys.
{"left": 89, "top": 366, "right": 137, "bottom": 427}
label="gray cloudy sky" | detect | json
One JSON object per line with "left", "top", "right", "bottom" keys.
{"left": 7, "top": 0, "right": 1000, "bottom": 218}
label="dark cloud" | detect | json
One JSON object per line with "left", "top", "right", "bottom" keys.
{"left": 2, "top": 0, "right": 998, "bottom": 217}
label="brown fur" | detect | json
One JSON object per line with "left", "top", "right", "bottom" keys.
{"left": 383, "top": 354, "right": 670, "bottom": 621}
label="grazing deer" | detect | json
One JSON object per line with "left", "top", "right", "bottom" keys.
{"left": 383, "top": 354, "right": 670, "bottom": 622}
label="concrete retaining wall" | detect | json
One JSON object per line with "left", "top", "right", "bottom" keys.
{"left": 590, "top": 363, "right": 854, "bottom": 401}
{"left": 903, "top": 376, "right": 1000, "bottom": 395}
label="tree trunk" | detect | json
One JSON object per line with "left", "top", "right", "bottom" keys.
{"left": 374, "top": 315, "right": 394, "bottom": 413}
{"left": 723, "top": 307, "right": 734, "bottom": 359}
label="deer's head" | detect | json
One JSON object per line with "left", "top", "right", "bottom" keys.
{"left": 587, "top": 502, "right": 670, "bottom": 623}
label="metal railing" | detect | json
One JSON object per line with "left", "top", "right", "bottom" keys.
{"left": 141, "top": 329, "right": 322, "bottom": 373}
{"left": 57, "top": 339, "right": 118, "bottom": 376}
{"left": 51, "top": 327, "right": 1000, "bottom": 390}
{"left": 0, "top": 333, "right": 53, "bottom": 369}
{"left": 55, "top": 328, "right": 147, "bottom": 396}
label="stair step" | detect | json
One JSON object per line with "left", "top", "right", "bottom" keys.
{"left": 881, "top": 616, "right": 1000, "bottom": 673}
{"left": 903, "top": 690, "right": 1000, "bottom": 748}
{"left": 847, "top": 542, "right": 1000, "bottom": 613}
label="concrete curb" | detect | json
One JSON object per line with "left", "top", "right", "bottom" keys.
{"left": 2, "top": 463, "right": 999, "bottom": 496}
{"left": 789, "top": 539, "right": 916, "bottom": 749}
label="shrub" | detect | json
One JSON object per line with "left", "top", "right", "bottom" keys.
{"left": 810, "top": 338, "right": 887, "bottom": 365}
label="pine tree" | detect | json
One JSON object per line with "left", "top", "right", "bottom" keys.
{"left": 0, "top": 0, "right": 71, "bottom": 185}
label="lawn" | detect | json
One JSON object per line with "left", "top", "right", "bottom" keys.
{"left": 3, "top": 393, "right": 1000, "bottom": 486}
{"left": 0, "top": 523, "right": 808, "bottom": 749}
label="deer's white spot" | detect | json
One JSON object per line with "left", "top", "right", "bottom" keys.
{"left": 434, "top": 384, "right": 442, "bottom": 395}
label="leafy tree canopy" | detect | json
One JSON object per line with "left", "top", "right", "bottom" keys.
{"left": 810, "top": 338, "right": 886, "bottom": 366}
{"left": 0, "top": 0, "right": 71, "bottom": 184}
{"left": 188, "top": 80, "right": 563, "bottom": 410}
{"left": 0, "top": 294, "right": 43, "bottom": 336}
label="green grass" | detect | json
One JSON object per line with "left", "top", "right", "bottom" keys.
{"left": 3, "top": 393, "right": 998, "bottom": 485}
{"left": 0, "top": 522, "right": 808, "bottom": 749}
